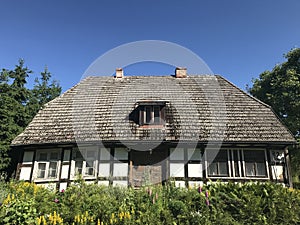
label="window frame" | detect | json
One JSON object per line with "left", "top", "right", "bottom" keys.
{"left": 207, "top": 150, "right": 230, "bottom": 177}
{"left": 138, "top": 102, "right": 166, "bottom": 127}
{"left": 34, "top": 150, "right": 61, "bottom": 180}
{"left": 205, "top": 149, "right": 269, "bottom": 179}
{"left": 71, "top": 148, "right": 98, "bottom": 178}
{"left": 243, "top": 150, "right": 268, "bottom": 177}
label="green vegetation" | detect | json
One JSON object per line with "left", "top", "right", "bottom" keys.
{"left": 0, "top": 60, "right": 61, "bottom": 173}
{"left": 0, "top": 180, "right": 300, "bottom": 225}
{"left": 249, "top": 48, "right": 300, "bottom": 181}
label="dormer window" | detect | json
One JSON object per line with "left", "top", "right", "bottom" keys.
{"left": 137, "top": 101, "right": 166, "bottom": 127}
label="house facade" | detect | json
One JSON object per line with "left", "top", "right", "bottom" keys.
{"left": 11, "top": 68, "right": 296, "bottom": 190}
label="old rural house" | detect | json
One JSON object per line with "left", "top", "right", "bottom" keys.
{"left": 11, "top": 68, "right": 295, "bottom": 190}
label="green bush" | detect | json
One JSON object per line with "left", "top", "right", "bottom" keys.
{"left": 1, "top": 180, "right": 300, "bottom": 224}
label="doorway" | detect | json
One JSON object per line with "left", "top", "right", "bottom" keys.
{"left": 130, "top": 148, "right": 167, "bottom": 187}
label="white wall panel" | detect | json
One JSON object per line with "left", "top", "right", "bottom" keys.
{"left": 19, "top": 167, "right": 32, "bottom": 181}
{"left": 98, "top": 163, "right": 110, "bottom": 177}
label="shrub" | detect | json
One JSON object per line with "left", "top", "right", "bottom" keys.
{"left": 1, "top": 180, "right": 300, "bottom": 224}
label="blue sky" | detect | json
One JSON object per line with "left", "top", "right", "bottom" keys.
{"left": 1, "top": 0, "right": 300, "bottom": 92}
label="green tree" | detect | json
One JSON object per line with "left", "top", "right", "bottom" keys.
{"left": 0, "top": 60, "right": 61, "bottom": 173}
{"left": 0, "top": 60, "right": 32, "bottom": 171}
{"left": 249, "top": 48, "right": 300, "bottom": 179}
{"left": 27, "top": 66, "right": 61, "bottom": 120}
{"left": 250, "top": 48, "right": 300, "bottom": 136}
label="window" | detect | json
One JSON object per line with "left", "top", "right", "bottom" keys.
{"left": 137, "top": 102, "right": 166, "bottom": 126}
{"left": 244, "top": 150, "right": 266, "bottom": 177}
{"left": 206, "top": 149, "right": 268, "bottom": 179}
{"left": 141, "top": 105, "right": 164, "bottom": 125}
{"left": 36, "top": 150, "right": 60, "bottom": 179}
{"left": 208, "top": 150, "right": 229, "bottom": 177}
{"left": 72, "top": 148, "right": 98, "bottom": 177}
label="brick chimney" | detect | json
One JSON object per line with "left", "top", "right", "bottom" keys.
{"left": 115, "top": 68, "right": 123, "bottom": 78}
{"left": 175, "top": 67, "right": 187, "bottom": 78}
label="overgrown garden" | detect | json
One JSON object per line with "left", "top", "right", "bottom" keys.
{"left": 1, "top": 180, "right": 300, "bottom": 225}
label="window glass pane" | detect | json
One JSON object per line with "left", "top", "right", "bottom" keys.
{"left": 87, "top": 151, "right": 96, "bottom": 159}
{"left": 256, "top": 162, "right": 266, "bottom": 176}
{"left": 208, "top": 162, "right": 218, "bottom": 176}
{"left": 39, "top": 153, "right": 47, "bottom": 161}
{"left": 63, "top": 150, "right": 71, "bottom": 161}
{"left": 100, "top": 148, "right": 111, "bottom": 160}
{"left": 218, "top": 162, "right": 228, "bottom": 176}
{"left": 245, "top": 162, "right": 256, "bottom": 176}
{"left": 50, "top": 152, "right": 59, "bottom": 160}
{"left": 187, "top": 148, "right": 201, "bottom": 161}
{"left": 244, "top": 150, "right": 265, "bottom": 162}
{"left": 75, "top": 161, "right": 83, "bottom": 175}
{"left": 48, "top": 162, "right": 57, "bottom": 178}
{"left": 170, "top": 148, "right": 184, "bottom": 160}
{"left": 215, "top": 150, "right": 228, "bottom": 161}
{"left": 233, "top": 151, "right": 240, "bottom": 177}
{"left": 85, "top": 161, "right": 95, "bottom": 176}
{"left": 234, "top": 161, "right": 240, "bottom": 177}
{"left": 73, "top": 150, "right": 84, "bottom": 160}
{"left": 114, "top": 148, "right": 128, "bottom": 160}
{"left": 145, "top": 106, "right": 152, "bottom": 124}
{"left": 154, "top": 106, "right": 160, "bottom": 124}
{"left": 23, "top": 151, "right": 34, "bottom": 163}
{"left": 37, "top": 163, "right": 46, "bottom": 178}
{"left": 244, "top": 150, "right": 266, "bottom": 177}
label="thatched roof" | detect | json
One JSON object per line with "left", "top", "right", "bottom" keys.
{"left": 12, "top": 75, "right": 295, "bottom": 146}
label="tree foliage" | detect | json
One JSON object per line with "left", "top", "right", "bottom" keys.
{"left": 249, "top": 48, "right": 300, "bottom": 179}
{"left": 0, "top": 60, "right": 61, "bottom": 172}
{"left": 249, "top": 48, "right": 300, "bottom": 136}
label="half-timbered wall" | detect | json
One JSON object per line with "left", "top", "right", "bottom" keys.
{"left": 17, "top": 145, "right": 289, "bottom": 188}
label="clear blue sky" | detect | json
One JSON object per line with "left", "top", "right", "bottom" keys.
{"left": 1, "top": 0, "right": 300, "bottom": 92}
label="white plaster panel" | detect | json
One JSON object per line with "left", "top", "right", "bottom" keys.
{"left": 188, "top": 164, "right": 203, "bottom": 177}
{"left": 113, "top": 180, "right": 128, "bottom": 187}
{"left": 188, "top": 181, "right": 204, "bottom": 188}
{"left": 271, "top": 165, "right": 284, "bottom": 181}
{"left": 98, "top": 163, "right": 110, "bottom": 177}
{"left": 19, "top": 167, "right": 32, "bottom": 181}
{"left": 113, "top": 163, "right": 128, "bottom": 177}
{"left": 174, "top": 181, "right": 186, "bottom": 188}
{"left": 98, "top": 180, "right": 110, "bottom": 186}
{"left": 37, "top": 183, "right": 56, "bottom": 191}
{"left": 170, "top": 163, "right": 185, "bottom": 177}
{"left": 61, "top": 165, "right": 69, "bottom": 179}
{"left": 59, "top": 182, "right": 68, "bottom": 192}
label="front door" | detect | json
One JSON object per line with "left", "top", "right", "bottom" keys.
{"left": 130, "top": 149, "right": 167, "bottom": 187}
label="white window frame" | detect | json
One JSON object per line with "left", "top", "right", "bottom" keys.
{"left": 71, "top": 147, "right": 98, "bottom": 179}
{"left": 139, "top": 104, "right": 165, "bottom": 126}
{"left": 205, "top": 148, "right": 269, "bottom": 180}
{"left": 206, "top": 149, "right": 230, "bottom": 178}
{"left": 242, "top": 149, "right": 269, "bottom": 178}
{"left": 34, "top": 149, "right": 61, "bottom": 181}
